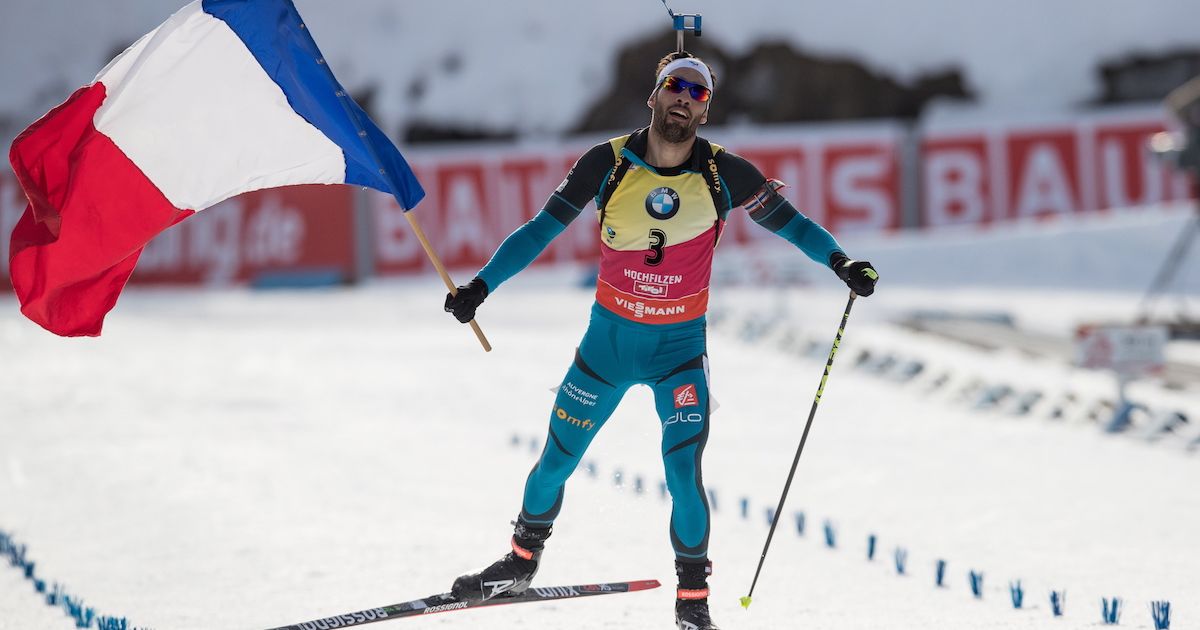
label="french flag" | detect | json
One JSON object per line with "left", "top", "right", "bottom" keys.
{"left": 8, "top": 0, "right": 424, "bottom": 337}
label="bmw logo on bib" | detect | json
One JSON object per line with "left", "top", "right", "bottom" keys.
{"left": 645, "top": 187, "right": 681, "bottom": 220}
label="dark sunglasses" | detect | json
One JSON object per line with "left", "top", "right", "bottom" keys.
{"left": 659, "top": 75, "right": 712, "bottom": 103}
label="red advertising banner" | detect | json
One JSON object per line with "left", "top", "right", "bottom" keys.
{"left": 1093, "top": 121, "right": 1187, "bottom": 209}
{"left": 921, "top": 109, "right": 1193, "bottom": 229}
{"left": 2, "top": 109, "right": 1195, "bottom": 293}
{"left": 1006, "top": 127, "right": 1084, "bottom": 220}
{"left": 921, "top": 134, "right": 994, "bottom": 227}
{"left": 382, "top": 127, "right": 905, "bottom": 277}
{"left": 1, "top": 175, "right": 357, "bottom": 292}
{"left": 372, "top": 153, "right": 599, "bottom": 277}
{"left": 133, "top": 184, "right": 356, "bottom": 285}
{"left": 822, "top": 141, "right": 902, "bottom": 233}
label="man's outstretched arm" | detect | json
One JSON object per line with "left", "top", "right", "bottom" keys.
{"left": 745, "top": 181, "right": 878, "bottom": 296}
{"left": 442, "top": 201, "right": 577, "bottom": 322}
{"left": 719, "top": 151, "right": 878, "bottom": 296}
{"left": 444, "top": 143, "right": 614, "bottom": 322}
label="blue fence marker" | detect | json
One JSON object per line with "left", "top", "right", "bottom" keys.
{"left": 1103, "top": 597, "right": 1123, "bottom": 625}
{"left": 740, "top": 498, "right": 750, "bottom": 520}
{"left": 969, "top": 571, "right": 984, "bottom": 599}
{"left": 1050, "top": 591, "right": 1066, "bottom": 617}
{"left": 707, "top": 488, "right": 718, "bottom": 512}
{"left": 613, "top": 469, "right": 624, "bottom": 488}
{"left": 1151, "top": 601, "right": 1171, "bottom": 630}
{"left": 867, "top": 535, "right": 877, "bottom": 561}
{"left": 99, "top": 617, "right": 131, "bottom": 630}
{"left": 528, "top": 437, "right": 540, "bottom": 453}
{"left": 795, "top": 512, "right": 806, "bottom": 536}
{"left": 935, "top": 560, "right": 947, "bottom": 587}
{"left": 894, "top": 548, "right": 908, "bottom": 575}
{"left": 659, "top": 480, "right": 669, "bottom": 500}
{"left": 510, "top": 434, "right": 521, "bottom": 447}
{"left": 1009, "top": 581, "right": 1024, "bottom": 609}
{"left": 765, "top": 507, "right": 776, "bottom": 527}
{"left": 823, "top": 521, "right": 837, "bottom": 548}
{"left": 634, "top": 476, "right": 645, "bottom": 495}
{"left": 585, "top": 461, "right": 597, "bottom": 478}
{"left": 62, "top": 593, "right": 96, "bottom": 629}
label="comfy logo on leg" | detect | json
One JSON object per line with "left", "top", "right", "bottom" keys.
{"left": 554, "top": 406, "right": 595, "bottom": 431}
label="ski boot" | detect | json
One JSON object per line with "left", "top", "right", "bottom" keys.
{"left": 675, "top": 559, "right": 720, "bottom": 630}
{"left": 451, "top": 519, "right": 552, "bottom": 602}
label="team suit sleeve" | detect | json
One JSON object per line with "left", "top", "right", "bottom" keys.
{"left": 716, "top": 151, "right": 846, "bottom": 268}
{"left": 476, "top": 142, "right": 615, "bottom": 292}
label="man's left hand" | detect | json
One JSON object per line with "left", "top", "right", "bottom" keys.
{"left": 833, "top": 257, "right": 878, "bottom": 297}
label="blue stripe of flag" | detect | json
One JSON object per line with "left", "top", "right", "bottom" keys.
{"left": 202, "top": 0, "right": 424, "bottom": 210}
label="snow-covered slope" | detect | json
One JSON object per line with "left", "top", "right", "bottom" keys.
{"left": 3, "top": 0, "right": 1200, "bottom": 147}
{"left": 0, "top": 271, "right": 1196, "bottom": 629}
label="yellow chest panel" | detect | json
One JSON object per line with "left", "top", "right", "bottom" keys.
{"left": 599, "top": 165, "right": 718, "bottom": 251}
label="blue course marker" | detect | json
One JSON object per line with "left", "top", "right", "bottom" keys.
{"left": 1050, "top": 591, "right": 1066, "bottom": 617}
{"left": 823, "top": 522, "right": 837, "bottom": 548}
{"left": 1151, "top": 601, "right": 1171, "bottom": 630}
{"left": 894, "top": 548, "right": 908, "bottom": 575}
{"left": 1102, "top": 597, "right": 1123, "bottom": 625}
{"left": 1009, "top": 581, "right": 1024, "bottom": 609}
{"left": 969, "top": 571, "right": 984, "bottom": 599}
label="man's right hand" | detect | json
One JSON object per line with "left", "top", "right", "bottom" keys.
{"left": 444, "top": 277, "right": 489, "bottom": 323}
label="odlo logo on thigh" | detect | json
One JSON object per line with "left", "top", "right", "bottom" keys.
{"left": 674, "top": 384, "right": 698, "bottom": 408}
{"left": 665, "top": 411, "right": 704, "bottom": 427}
{"left": 554, "top": 406, "right": 595, "bottom": 431}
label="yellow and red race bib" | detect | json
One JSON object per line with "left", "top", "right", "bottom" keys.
{"left": 595, "top": 137, "right": 723, "bottom": 324}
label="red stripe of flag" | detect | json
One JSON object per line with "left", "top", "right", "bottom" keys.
{"left": 8, "top": 84, "right": 194, "bottom": 336}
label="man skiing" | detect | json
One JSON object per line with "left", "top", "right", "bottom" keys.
{"left": 443, "top": 51, "right": 879, "bottom": 630}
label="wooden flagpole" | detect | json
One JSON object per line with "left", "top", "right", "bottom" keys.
{"left": 403, "top": 212, "right": 492, "bottom": 352}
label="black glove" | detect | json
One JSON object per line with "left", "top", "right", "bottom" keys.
{"left": 830, "top": 253, "right": 878, "bottom": 297}
{"left": 444, "top": 277, "right": 489, "bottom": 323}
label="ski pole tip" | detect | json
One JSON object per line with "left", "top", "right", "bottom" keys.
{"left": 739, "top": 595, "right": 753, "bottom": 609}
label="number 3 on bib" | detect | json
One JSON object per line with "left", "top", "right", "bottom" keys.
{"left": 646, "top": 229, "right": 667, "bottom": 266}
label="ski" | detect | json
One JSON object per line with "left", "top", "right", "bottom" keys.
{"left": 263, "top": 579, "right": 660, "bottom": 629}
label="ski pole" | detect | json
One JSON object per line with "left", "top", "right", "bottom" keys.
{"left": 740, "top": 291, "right": 857, "bottom": 609}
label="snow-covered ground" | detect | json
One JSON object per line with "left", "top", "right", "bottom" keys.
{"left": 1, "top": 268, "right": 1196, "bottom": 630}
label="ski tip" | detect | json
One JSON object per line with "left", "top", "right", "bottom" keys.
{"left": 739, "top": 595, "right": 753, "bottom": 609}
{"left": 628, "top": 579, "right": 662, "bottom": 591}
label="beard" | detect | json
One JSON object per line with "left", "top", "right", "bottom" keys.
{"left": 652, "top": 102, "right": 701, "bottom": 144}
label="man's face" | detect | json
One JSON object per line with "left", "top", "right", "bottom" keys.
{"left": 648, "top": 67, "right": 709, "bottom": 144}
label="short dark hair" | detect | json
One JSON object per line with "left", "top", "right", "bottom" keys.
{"left": 655, "top": 51, "right": 717, "bottom": 90}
